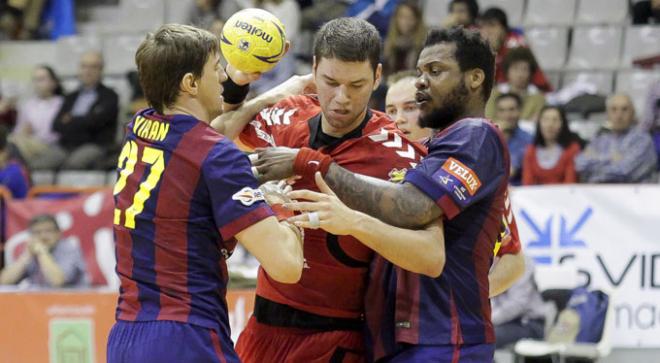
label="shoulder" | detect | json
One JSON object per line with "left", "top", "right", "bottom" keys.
{"left": 99, "top": 83, "right": 119, "bottom": 98}
{"left": 55, "top": 238, "right": 82, "bottom": 255}
{"left": 442, "top": 118, "right": 503, "bottom": 143}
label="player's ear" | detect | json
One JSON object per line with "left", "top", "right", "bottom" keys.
{"left": 180, "top": 72, "right": 198, "bottom": 96}
{"left": 466, "top": 68, "right": 485, "bottom": 94}
{"left": 373, "top": 63, "right": 383, "bottom": 91}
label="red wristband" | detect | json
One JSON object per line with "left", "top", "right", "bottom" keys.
{"left": 271, "top": 204, "right": 294, "bottom": 222}
{"left": 293, "top": 147, "right": 332, "bottom": 179}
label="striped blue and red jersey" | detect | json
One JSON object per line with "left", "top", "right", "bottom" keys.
{"left": 112, "top": 108, "right": 273, "bottom": 350}
{"left": 366, "top": 118, "right": 510, "bottom": 360}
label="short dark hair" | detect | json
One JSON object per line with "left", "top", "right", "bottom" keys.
{"left": 423, "top": 27, "right": 495, "bottom": 102}
{"left": 502, "top": 47, "right": 539, "bottom": 77}
{"left": 533, "top": 105, "right": 575, "bottom": 148}
{"left": 36, "top": 65, "right": 64, "bottom": 96}
{"left": 495, "top": 92, "right": 522, "bottom": 109}
{"left": 135, "top": 24, "right": 219, "bottom": 114}
{"left": 0, "top": 125, "right": 8, "bottom": 151}
{"left": 313, "top": 18, "right": 381, "bottom": 73}
{"left": 29, "top": 214, "right": 60, "bottom": 231}
{"left": 480, "top": 7, "right": 509, "bottom": 31}
{"left": 449, "top": 0, "right": 480, "bottom": 22}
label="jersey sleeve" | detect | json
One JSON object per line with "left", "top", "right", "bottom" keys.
{"left": 202, "top": 139, "right": 274, "bottom": 240}
{"left": 238, "top": 95, "right": 316, "bottom": 150}
{"left": 404, "top": 123, "right": 507, "bottom": 220}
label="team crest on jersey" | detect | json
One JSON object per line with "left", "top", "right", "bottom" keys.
{"left": 388, "top": 168, "right": 408, "bottom": 183}
{"left": 441, "top": 158, "right": 481, "bottom": 196}
{"left": 232, "top": 187, "right": 265, "bottom": 206}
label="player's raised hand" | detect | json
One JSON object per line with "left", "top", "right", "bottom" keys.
{"left": 225, "top": 63, "right": 262, "bottom": 86}
{"left": 285, "top": 172, "right": 358, "bottom": 236}
{"left": 252, "top": 147, "right": 299, "bottom": 183}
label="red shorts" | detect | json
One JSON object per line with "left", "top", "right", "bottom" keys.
{"left": 235, "top": 316, "right": 365, "bottom": 363}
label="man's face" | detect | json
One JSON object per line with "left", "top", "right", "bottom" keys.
{"left": 449, "top": 3, "right": 472, "bottom": 26}
{"left": 385, "top": 78, "right": 430, "bottom": 141}
{"left": 79, "top": 52, "right": 104, "bottom": 88}
{"left": 415, "top": 43, "right": 470, "bottom": 130}
{"left": 494, "top": 97, "right": 521, "bottom": 132}
{"left": 30, "top": 221, "right": 60, "bottom": 249}
{"left": 479, "top": 20, "right": 506, "bottom": 50}
{"left": 197, "top": 51, "right": 227, "bottom": 120}
{"left": 314, "top": 57, "right": 380, "bottom": 135}
{"left": 607, "top": 95, "right": 635, "bottom": 132}
{"left": 507, "top": 60, "right": 531, "bottom": 90}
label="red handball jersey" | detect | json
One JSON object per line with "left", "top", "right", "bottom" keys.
{"left": 239, "top": 95, "right": 425, "bottom": 322}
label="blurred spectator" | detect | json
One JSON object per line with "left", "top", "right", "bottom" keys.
{"left": 523, "top": 106, "right": 581, "bottom": 185}
{"left": 492, "top": 256, "right": 546, "bottom": 349}
{"left": 0, "top": 214, "right": 88, "bottom": 288}
{"left": 125, "top": 70, "right": 148, "bottom": 118}
{"left": 383, "top": 1, "right": 427, "bottom": 76}
{"left": 486, "top": 47, "right": 546, "bottom": 122}
{"left": 0, "top": 89, "right": 17, "bottom": 130}
{"left": 478, "top": 7, "right": 552, "bottom": 92}
{"left": 442, "top": 0, "right": 479, "bottom": 28}
{"left": 31, "top": 51, "right": 118, "bottom": 170}
{"left": 576, "top": 94, "right": 658, "bottom": 183}
{"left": 345, "top": 0, "right": 399, "bottom": 36}
{"left": 641, "top": 80, "right": 660, "bottom": 169}
{"left": 385, "top": 70, "right": 432, "bottom": 142}
{"left": 0, "top": 125, "right": 29, "bottom": 198}
{"left": 301, "top": 0, "right": 349, "bottom": 31}
{"left": 11, "top": 65, "right": 64, "bottom": 165}
{"left": 189, "top": 0, "right": 222, "bottom": 30}
{"left": 632, "top": 0, "right": 660, "bottom": 25}
{"left": 0, "top": 0, "right": 47, "bottom": 39}
{"left": 493, "top": 93, "right": 533, "bottom": 185}
{"left": 641, "top": 80, "right": 660, "bottom": 132}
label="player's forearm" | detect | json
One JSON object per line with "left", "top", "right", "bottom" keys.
{"left": 0, "top": 253, "right": 31, "bottom": 285}
{"left": 489, "top": 252, "right": 525, "bottom": 298}
{"left": 351, "top": 212, "right": 445, "bottom": 277}
{"left": 37, "top": 252, "right": 67, "bottom": 287}
{"left": 324, "top": 163, "right": 441, "bottom": 228}
{"left": 213, "top": 87, "right": 287, "bottom": 139}
{"left": 266, "top": 222, "right": 304, "bottom": 283}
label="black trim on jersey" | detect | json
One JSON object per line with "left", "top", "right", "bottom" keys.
{"left": 253, "top": 295, "right": 364, "bottom": 331}
{"left": 326, "top": 233, "right": 370, "bottom": 268}
{"left": 307, "top": 110, "right": 372, "bottom": 150}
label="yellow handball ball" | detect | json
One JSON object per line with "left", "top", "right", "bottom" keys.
{"left": 220, "top": 8, "right": 287, "bottom": 74}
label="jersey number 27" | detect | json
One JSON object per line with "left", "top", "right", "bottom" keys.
{"left": 113, "top": 140, "right": 165, "bottom": 229}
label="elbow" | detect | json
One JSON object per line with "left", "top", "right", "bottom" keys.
{"left": 421, "top": 253, "right": 445, "bottom": 278}
{"left": 267, "top": 251, "right": 303, "bottom": 284}
{"left": 268, "top": 258, "right": 303, "bottom": 284}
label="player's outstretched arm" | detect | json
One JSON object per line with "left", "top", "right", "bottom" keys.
{"left": 323, "top": 163, "right": 444, "bottom": 229}
{"left": 253, "top": 147, "right": 443, "bottom": 229}
{"left": 235, "top": 216, "right": 304, "bottom": 284}
{"left": 286, "top": 173, "right": 445, "bottom": 277}
{"left": 489, "top": 251, "right": 525, "bottom": 297}
{"left": 211, "top": 73, "right": 314, "bottom": 140}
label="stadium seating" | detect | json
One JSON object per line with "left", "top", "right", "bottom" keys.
{"left": 525, "top": 26, "right": 569, "bottom": 70}
{"left": 422, "top": 0, "right": 449, "bottom": 29}
{"left": 103, "top": 35, "right": 144, "bottom": 76}
{"left": 621, "top": 26, "right": 660, "bottom": 68}
{"left": 30, "top": 170, "right": 56, "bottom": 186}
{"left": 524, "top": 0, "right": 577, "bottom": 26}
{"left": 566, "top": 26, "right": 623, "bottom": 70}
{"left": 562, "top": 71, "right": 615, "bottom": 95}
{"left": 117, "top": 0, "right": 165, "bottom": 32}
{"left": 575, "top": 0, "right": 628, "bottom": 25}
{"left": 56, "top": 171, "right": 107, "bottom": 187}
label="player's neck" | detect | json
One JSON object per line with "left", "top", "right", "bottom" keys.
{"left": 460, "top": 98, "right": 485, "bottom": 120}
{"left": 320, "top": 108, "right": 368, "bottom": 138}
{"left": 163, "top": 101, "right": 209, "bottom": 123}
